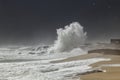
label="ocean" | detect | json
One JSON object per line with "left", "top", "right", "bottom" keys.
{"left": 0, "top": 22, "right": 110, "bottom": 80}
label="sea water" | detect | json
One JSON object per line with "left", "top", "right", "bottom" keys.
{"left": 0, "top": 22, "right": 110, "bottom": 80}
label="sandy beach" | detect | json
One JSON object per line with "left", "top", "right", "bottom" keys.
{"left": 81, "top": 67, "right": 120, "bottom": 80}
{"left": 52, "top": 52, "right": 120, "bottom": 80}
{"left": 81, "top": 54, "right": 120, "bottom": 80}
{"left": 51, "top": 53, "right": 104, "bottom": 63}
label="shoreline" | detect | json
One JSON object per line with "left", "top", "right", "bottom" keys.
{"left": 80, "top": 54, "right": 120, "bottom": 80}
{"left": 52, "top": 52, "right": 120, "bottom": 80}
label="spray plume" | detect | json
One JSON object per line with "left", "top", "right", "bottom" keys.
{"left": 49, "top": 22, "right": 87, "bottom": 53}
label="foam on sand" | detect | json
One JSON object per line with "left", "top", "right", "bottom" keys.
{"left": 0, "top": 58, "right": 110, "bottom": 80}
{"left": 101, "top": 64, "right": 120, "bottom": 67}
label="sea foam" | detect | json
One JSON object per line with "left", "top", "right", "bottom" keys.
{"left": 48, "top": 22, "right": 87, "bottom": 53}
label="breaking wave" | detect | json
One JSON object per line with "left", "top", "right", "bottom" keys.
{"left": 48, "top": 22, "right": 87, "bottom": 53}
{"left": 0, "top": 22, "right": 113, "bottom": 80}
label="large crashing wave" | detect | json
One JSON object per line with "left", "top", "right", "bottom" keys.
{"left": 49, "top": 22, "right": 87, "bottom": 53}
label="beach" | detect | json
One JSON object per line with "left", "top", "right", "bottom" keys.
{"left": 0, "top": 44, "right": 120, "bottom": 80}
{"left": 81, "top": 54, "right": 120, "bottom": 80}
{"left": 52, "top": 51, "right": 120, "bottom": 80}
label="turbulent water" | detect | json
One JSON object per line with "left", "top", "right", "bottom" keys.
{"left": 0, "top": 22, "right": 110, "bottom": 80}
{"left": 49, "top": 22, "right": 87, "bottom": 53}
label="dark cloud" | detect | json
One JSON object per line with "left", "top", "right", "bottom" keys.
{"left": 0, "top": 0, "right": 120, "bottom": 45}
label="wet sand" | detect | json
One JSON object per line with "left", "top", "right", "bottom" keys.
{"left": 81, "top": 67, "right": 120, "bottom": 80}
{"left": 51, "top": 53, "right": 104, "bottom": 63}
{"left": 81, "top": 54, "right": 120, "bottom": 80}
{"left": 52, "top": 52, "right": 120, "bottom": 80}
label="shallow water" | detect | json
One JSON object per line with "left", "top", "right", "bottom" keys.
{"left": 0, "top": 56, "right": 110, "bottom": 80}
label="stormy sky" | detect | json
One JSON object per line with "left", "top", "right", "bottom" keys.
{"left": 0, "top": 0, "right": 120, "bottom": 45}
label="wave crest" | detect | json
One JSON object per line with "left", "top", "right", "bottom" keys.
{"left": 49, "top": 22, "right": 87, "bottom": 53}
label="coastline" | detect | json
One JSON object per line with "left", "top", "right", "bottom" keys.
{"left": 52, "top": 52, "right": 120, "bottom": 80}
{"left": 81, "top": 54, "right": 120, "bottom": 80}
